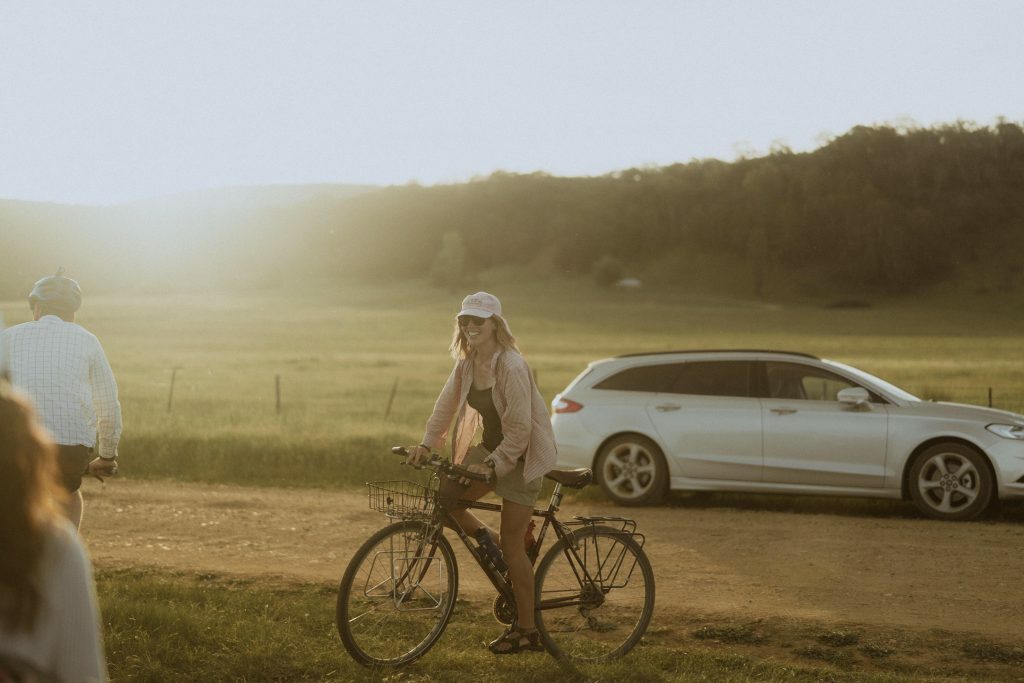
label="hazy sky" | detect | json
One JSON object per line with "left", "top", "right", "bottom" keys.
{"left": 2, "top": 1, "right": 1022, "bottom": 205}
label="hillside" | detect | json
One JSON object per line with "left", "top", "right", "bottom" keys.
{"left": 309, "top": 121, "right": 1024, "bottom": 301}
{"left": 0, "top": 183, "right": 376, "bottom": 298}
{"left": 3, "top": 121, "right": 1023, "bottom": 303}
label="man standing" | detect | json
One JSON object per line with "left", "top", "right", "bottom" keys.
{"left": 1, "top": 271, "right": 121, "bottom": 529}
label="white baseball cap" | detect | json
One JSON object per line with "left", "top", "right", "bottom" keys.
{"left": 458, "top": 292, "right": 502, "bottom": 318}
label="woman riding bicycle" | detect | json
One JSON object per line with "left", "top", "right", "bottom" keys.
{"left": 407, "top": 292, "right": 556, "bottom": 655}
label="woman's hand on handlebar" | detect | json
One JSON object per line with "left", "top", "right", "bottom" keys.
{"left": 393, "top": 446, "right": 492, "bottom": 484}
{"left": 406, "top": 444, "right": 432, "bottom": 467}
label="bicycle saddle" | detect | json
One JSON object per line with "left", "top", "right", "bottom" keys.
{"left": 545, "top": 468, "right": 593, "bottom": 489}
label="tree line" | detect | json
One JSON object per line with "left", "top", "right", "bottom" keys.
{"left": 315, "top": 120, "right": 1024, "bottom": 295}
{"left": 2, "top": 120, "right": 1022, "bottom": 300}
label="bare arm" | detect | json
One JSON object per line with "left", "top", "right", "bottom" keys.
{"left": 53, "top": 527, "right": 109, "bottom": 682}
{"left": 412, "top": 362, "right": 464, "bottom": 462}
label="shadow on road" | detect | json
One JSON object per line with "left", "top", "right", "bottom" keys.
{"left": 657, "top": 490, "right": 1024, "bottom": 523}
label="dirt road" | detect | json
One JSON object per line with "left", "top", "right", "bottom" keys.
{"left": 81, "top": 478, "right": 1024, "bottom": 638}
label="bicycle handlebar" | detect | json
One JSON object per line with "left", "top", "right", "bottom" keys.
{"left": 391, "top": 446, "right": 493, "bottom": 484}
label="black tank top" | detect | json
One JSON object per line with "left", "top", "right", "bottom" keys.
{"left": 467, "top": 386, "right": 504, "bottom": 452}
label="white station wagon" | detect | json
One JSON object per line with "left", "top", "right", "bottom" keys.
{"left": 551, "top": 350, "right": 1024, "bottom": 520}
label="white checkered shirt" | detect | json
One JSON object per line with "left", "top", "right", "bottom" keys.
{"left": 2, "top": 315, "right": 122, "bottom": 458}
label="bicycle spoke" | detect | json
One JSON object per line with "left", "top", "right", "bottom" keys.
{"left": 337, "top": 521, "right": 459, "bottom": 667}
{"left": 535, "top": 527, "right": 654, "bottom": 662}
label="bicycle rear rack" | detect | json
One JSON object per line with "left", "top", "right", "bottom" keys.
{"left": 563, "top": 515, "right": 646, "bottom": 591}
{"left": 566, "top": 515, "right": 645, "bottom": 548}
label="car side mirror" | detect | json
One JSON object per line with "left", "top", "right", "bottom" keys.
{"left": 837, "top": 387, "right": 871, "bottom": 409}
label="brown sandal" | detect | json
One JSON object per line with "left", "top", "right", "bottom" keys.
{"left": 488, "top": 625, "right": 544, "bottom": 655}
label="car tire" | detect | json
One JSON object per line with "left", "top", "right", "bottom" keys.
{"left": 908, "top": 442, "right": 994, "bottom": 521}
{"left": 595, "top": 434, "right": 668, "bottom": 506}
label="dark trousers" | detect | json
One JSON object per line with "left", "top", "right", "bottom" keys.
{"left": 57, "top": 445, "right": 93, "bottom": 493}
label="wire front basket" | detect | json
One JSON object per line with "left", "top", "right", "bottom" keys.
{"left": 367, "top": 479, "right": 436, "bottom": 519}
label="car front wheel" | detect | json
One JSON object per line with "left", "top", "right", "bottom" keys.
{"left": 908, "top": 443, "right": 993, "bottom": 521}
{"left": 595, "top": 435, "right": 668, "bottom": 506}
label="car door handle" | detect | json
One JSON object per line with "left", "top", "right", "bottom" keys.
{"left": 655, "top": 404, "right": 682, "bottom": 412}
{"left": 770, "top": 407, "right": 798, "bottom": 415}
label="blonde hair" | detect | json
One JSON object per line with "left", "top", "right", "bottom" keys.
{"left": 449, "top": 314, "right": 520, "bottom": 360}
{"left": 0, "top": 383, "right": 67, "bottom": 632}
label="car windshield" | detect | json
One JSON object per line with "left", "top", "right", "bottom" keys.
{"left": 823, "top": 360, "right": 921, "bottom": 402}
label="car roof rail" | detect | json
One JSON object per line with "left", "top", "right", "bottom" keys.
{"left": 613, "top": 349, "right": 820, "bottom": 360}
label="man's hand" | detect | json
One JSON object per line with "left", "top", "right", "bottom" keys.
{"left": 88, "top": 457, "right": 118, "bottom": 480}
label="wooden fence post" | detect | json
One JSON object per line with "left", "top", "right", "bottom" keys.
{"left": 384, "top": 378, "right": 399, "bottom": 419}
{"left": 167, "top": 367, "right": 179, "bottom": 413}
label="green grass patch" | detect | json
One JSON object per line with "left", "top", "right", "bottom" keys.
{"left": 693, "top": 623, "right": 767, "bottom": 644}
{"left": 97, "top": 567, "right": 1024, "bottom": 682}
{"left": 6, "top": 281, "right": 1024, "bottom": 491}
{"left": 819, "top": 631, "right": 862, "bottom": 647}
{"left": 961, "top": 640, "right": 1024, "bottom": 664}
{"left": 98, "top": 568, "right": 346, "bottom": 682}
{"left": 795, "top": 645, "right": 857, "bottom": 668}
{"left": 124, "top": 432, "right": 414, "bottom": 488}
{"left": 860, "top": 642, "right": 896, "bottom": 659}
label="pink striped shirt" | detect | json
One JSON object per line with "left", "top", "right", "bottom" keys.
{"left": 422, "top": 348, "right": 557, "bottom": 482}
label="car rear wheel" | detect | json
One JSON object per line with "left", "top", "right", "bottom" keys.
{"left": 595, "top": 435, "right": 668, "bottom": 506}
{"left": 908, "top": 443, "right": 993, "bottom": 521}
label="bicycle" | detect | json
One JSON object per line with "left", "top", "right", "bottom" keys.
{"left": 336, "top": 447, "right": 655, "bottom": 667}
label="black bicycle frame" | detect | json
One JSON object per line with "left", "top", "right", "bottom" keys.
{"left": 428, "top": 478, "right": 599, "bottom": 613}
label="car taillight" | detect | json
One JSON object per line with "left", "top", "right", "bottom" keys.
{"left": 553, "top": 397, "right": 584, "bottom": 414}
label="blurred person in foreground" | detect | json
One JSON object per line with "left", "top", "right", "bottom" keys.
{"left": 0, "top": 271, "right": 121, "bottom": 530}
{"left": 0, "top": 383, "right": 108, "bottom": 682}
{"left": 407, "top": 292, "right": 556, "bottom": 654}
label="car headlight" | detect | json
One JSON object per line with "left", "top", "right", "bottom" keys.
{"left": 987, "top": 423, "right": 1024, "bottom": 440}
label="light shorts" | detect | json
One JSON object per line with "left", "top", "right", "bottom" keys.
{"left": 463, "top": 444, "right": 544, "bottom": 507}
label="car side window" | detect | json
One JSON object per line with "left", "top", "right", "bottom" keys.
{"left": 670, "top": 361, "right": 752, "bottom": 397}
{"left": 765, "top": 362, "right": 859, "bottom": 401}
{"left": 593, "top": 364, "right": 677, "bottom": 392}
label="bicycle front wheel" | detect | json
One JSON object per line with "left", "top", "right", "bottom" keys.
{"left": 336, "top": 520, "right": 458, "bottom": 667}
{"left": 534, "top": 525, "right": 655, "bottom": 662}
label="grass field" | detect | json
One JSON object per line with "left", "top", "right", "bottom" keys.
{"left": 5, "top": 280, "right": 1024, "bottom": 681}
{"left": 4, "top": 278, "right": 1023, "bottom": 489}
{"left": 97, "top": 567, "right": 1024, "bottom": 683}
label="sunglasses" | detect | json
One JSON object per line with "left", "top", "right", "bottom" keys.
{"left": 458, "top": 315, "right": 489, "bottom": 327}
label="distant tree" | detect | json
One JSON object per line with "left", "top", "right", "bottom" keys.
{"left": 430, "top": 231, "right": 465, "bottom": 291}
{"left": 747, "top": 225, "right": 768, "bottom": 298}
{"left": 741, "top": 162, "right": 786, "bottom": 297}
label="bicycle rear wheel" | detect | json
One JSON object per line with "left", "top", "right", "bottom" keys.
{"left": 534, "top": 525, "right": 654, "bottom": 662}
{"left": 336, "top": 520, "right": 458, "bottom": 667}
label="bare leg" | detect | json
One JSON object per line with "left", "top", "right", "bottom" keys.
{"left": 439, "top": 478, "right": 494, "bottom": 537}
{"left": 499, "top": 500, "right": 536, "bottom": 630}
{"left": 64, "top": 489, "right": 84, "bottom": 530}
